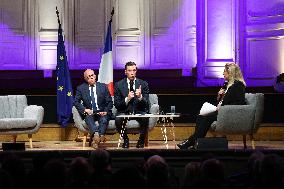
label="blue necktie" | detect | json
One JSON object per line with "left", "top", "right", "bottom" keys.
{"left": 90, "top": 86, "right": 97, "bottom": 111}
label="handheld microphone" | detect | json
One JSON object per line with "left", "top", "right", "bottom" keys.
{"left": 129, "top": 80, "right": 134, "bottom": 92}
{"left": 221, "top": 81, "right": 228, "bottom": 90}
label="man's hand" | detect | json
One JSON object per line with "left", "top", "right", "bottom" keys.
{"left": 84, "top": 109, "right": 93, "bottom": 115}
{"left": 135, "top": 85, "right": 142, "bottom": 98}
{"left": 127, "top": 91, "right": 135, "bottom": 101}
{"left": 98, "top": 112, "right": 107, "bottom": 116}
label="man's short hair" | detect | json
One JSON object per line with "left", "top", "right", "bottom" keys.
{"left": 125, "top": 61, "right": 136, "bottom": 70}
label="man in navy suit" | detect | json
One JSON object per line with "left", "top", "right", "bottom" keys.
{"left": 74, "top": 69, "right": 113, "bottom": 148}
{"left": 114, "top": 61, "right": 150, "bottom": 148}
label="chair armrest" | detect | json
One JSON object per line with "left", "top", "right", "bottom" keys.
{"left": 72, "top": 106, "right": 88, "bottom": 132}
{"left": 149, "top": 104, "right": 159, "bottom": 130}
{"left": 213, "top": 105, "right": 255, "bottom": 134}
{"left": 149, "top": 104, "right": 159, "bottom": 114}
{"left": 24, "top": 105, "right": 44, "bottom": 127}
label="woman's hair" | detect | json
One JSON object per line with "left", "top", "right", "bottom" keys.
{"left": 225, "top": 63, "right": 246, "bottom": 87}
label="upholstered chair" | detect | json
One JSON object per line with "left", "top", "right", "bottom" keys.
{"left": 72, "top": 94, "right": 159, "bottom": 148}
{"left": 0, "top": 95, "right": 44, "bottom": 148}
{"left": 211, "top": 93, "right": 264, "bottom": 149}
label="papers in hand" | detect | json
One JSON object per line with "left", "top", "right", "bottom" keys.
{"left": 145, "top": 114, "right": 153, "bottom": 116}
{"left": 199, "top": 102, "right": 217, "bottom": 116}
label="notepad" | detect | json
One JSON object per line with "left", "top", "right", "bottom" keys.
{"left": 199, "top": 102, "right": 217, "bottom": 116}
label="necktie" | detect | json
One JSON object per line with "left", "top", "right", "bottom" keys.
{"left": 128, "top": 80, "right": 135, "bottom": 114}
{"left": 129, "top": 80, "right": 134, "bottom": 92}
{"left": 90, "top": 86, "right": 97, "bottom": 111}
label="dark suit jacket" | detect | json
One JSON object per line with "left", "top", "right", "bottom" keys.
{"left": 114, "top": 78, "right": 149, "bottom": 114}
{"left": 74, "top": 82, "right": 113, "bottom": 117}
{"left": 221, "top": 80, "right": 246, "bottom": 106}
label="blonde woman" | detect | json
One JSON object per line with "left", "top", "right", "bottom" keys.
{"left": 178, "top": 63, "right": 246, "bottom": 149}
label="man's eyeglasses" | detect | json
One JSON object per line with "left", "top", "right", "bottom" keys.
{"left": 86, "top": 74, "right": 95, "bottom": 79}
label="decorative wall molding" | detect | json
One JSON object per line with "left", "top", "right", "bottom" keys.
{"left": 246, "top": 36, "right": 284, "bottom": 79}
{"left": 0, "top": 0, "right": 197, "bottom": 75}
{"left": 35, "top": 0, "right": 66, "bottom": 70}
{"left": 113, "top": 0, "right": 144, "bottom": 69}
{"left": 149, "top": 0, "right": 180, "bottom": 69}
{"left": 243, "top": 0, "right": 284, "bottom": 86}
{"left": 197, "top": 0, "right": 237, "bottom": 86}
{"left": 0, "top": 0, "right": 35, "bottom": 69}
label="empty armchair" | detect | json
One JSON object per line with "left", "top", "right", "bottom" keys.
{"left": 211, "top": 93, "right": 264, "bottom": 149}
{"left": 0, "top": 95, "right": 44, "bottom": 148}
{"left": 72, "top": 94, "right": 159, "bottom": 147}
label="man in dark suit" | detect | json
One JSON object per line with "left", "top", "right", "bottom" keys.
{"left": 114, "top": 61, "right": 150, "bottom": 148}
{"left": 74, "top": 69, "right": 113, "bottom": 148}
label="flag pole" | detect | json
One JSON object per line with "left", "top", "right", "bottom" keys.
{"left": 56, "top": 6, "right": 61, "bottom": 26}
{"left": 110, "top": 7, "right": 114, "bottom": 21}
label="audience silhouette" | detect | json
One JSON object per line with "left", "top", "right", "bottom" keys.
{"left": 0, "top": 150, "right": 284, "bottom": 189}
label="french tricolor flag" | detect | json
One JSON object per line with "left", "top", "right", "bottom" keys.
{"left": 98, "top": 11, "right": 114, "bottom": 96}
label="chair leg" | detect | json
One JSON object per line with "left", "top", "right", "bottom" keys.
{"left": 144, "top": 132, "right": 149, "bottom": 147}
{"left": 28, "top": 134, "right": 33, "bottom": 148}
{"left": 83, "top": 133, "right": 88, "bottom": 148}
{"left": 12, "top": 135, "right": 17, "bottom": 143}
{"left": 242, "top": 135, "right": 247, "bottom": 149}
{"left": 74, "top": 127, "right": 83, "bottom": 142}
{"left": 249, "top": 134, "right": 255, "bottom": 149}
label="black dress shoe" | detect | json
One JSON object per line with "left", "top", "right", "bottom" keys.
{"left": 177, "top": 139, "right": 195, "bottom": 149}
{"left": 122, "top": 138, "right": 129, "bottom": 148}
{"left": 136, "top": 138, "right": 145, "bottom": 148}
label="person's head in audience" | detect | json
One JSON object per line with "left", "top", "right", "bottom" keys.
{"left": 190, "top": 158, "right": 226, "bottom": 189}
{"left": 146, "top": 155, "right": 170, "bottom": 189}
{"left": 200, "top": 158, "right": 225, "bottom": 182}
{"left": 66, "top": 157, "right": 91, "bottom": 187}
{"left": 110, "top": 165, "right": 146, "bottom": 189}
{"left": 90, "top": 148, "right": 112, "bottom": 173}
{"left": 247, "top": 151, "right": 264, "bottom": 180}
{"left": 260, "top": 154, "right": 284, "bottom": 187}
{"left": 84, "top": 69, "right": 96, "bottom": 85}
{"left": 182, "top": 161, "right": 201, "bottom": 188}
{"left": 43, "top": 158, "right": 67, "bottom": 189}
{"left": 224, "top": 62, "right": 246, "bottom": 87}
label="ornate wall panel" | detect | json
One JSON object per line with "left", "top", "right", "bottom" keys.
{"left": 183, "top": 0, "right": 196, "bottom": 76}
{"left": 243, "top": 0, "right": 284, "bottom": 86}
{"left": 197, "top": 0, "right": 236, "bottom": 86}
{"left": 114, "top": 0, "right": 144, "bottom": 69}
{"left": 247, "top": 37, "right": 284, "bottom": 83}
{"left": 0, "top": 0, "right": 35, "bottom": 70}
{"left": 73, "top": 0, "right": 108, "bottom": 69}
{"left": 149, "top": 0, "right": 179, "bottom": 69}
{"left": 36, "top": 0, "right": 65, "bottom": 70}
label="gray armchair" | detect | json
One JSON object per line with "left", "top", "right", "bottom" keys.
{"left": 72, "top": 94, "right": 159, "bottom": 148}
{"left": 211, "top": 93, "right": 264, "bottom": 149}
{"left": 0, "top": 95, "right": 44, "bottom": 148}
